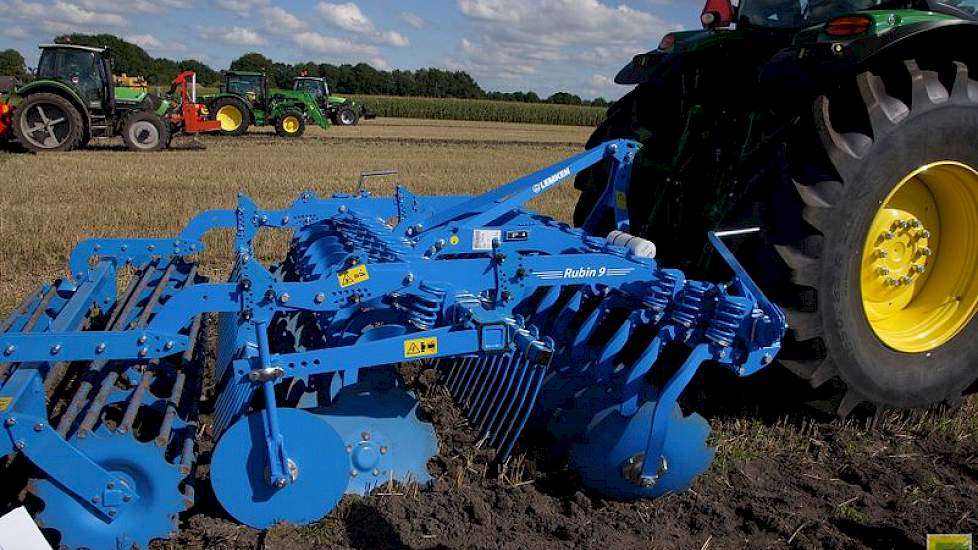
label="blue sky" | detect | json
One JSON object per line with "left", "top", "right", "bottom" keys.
{"left": 0, "top": 0, "right": 699, "bottom": 99}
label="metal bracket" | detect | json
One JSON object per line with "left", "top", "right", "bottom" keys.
{"left": 357, "top": 169, "right": 398, "bottom": 195}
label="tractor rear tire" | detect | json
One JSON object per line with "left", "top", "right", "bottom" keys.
{"left": 275, "top": 111, "right": 306, "bottom": 138}
{"left": 121, "top": 110, "right": 169, "bottom": 152}
{"left": 211, "top": 97, "right": 250, "bottom": 136}
{"left": 769, "top": 60, "right": 978, "bottom": 414}
{"left": 574, "top": 59, "right": 978, "bottom": 414}
{"left": 11, "top": 92, "right": 84, "bottom": 152}
{"left": 336, "top": 106, "right": 359, "bottom": 126}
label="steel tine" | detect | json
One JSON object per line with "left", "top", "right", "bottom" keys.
{"left": 477, "top": 351, "right": 517, "bottom": 434}
{"left": 488, "top": 353, "right": 533, "bottom": 447}
{"left": 460, "top": 354, "right": 494, "bottom": 407}
{"left": 496, "top": 359, "right": 548, "bottom": 462}
{"left": 470, "top": 354, "right": 505, "bottom": 422}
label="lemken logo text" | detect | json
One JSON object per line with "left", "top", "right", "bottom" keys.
{"left": 532, "top": 167, "right": 571, "bottom": 194}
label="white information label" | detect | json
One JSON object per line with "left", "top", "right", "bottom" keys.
{"left": 472, "top": 229, "right": 502, "bottom": 251}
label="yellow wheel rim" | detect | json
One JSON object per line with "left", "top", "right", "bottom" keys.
{"left": 860, "top": 161, "right": 978, "bottom": 353}
{"left": 216, "top": 105, "right": 243, "bottom": 131}
{"left": 282, "top": 116, "right": 300, "bottom": 134}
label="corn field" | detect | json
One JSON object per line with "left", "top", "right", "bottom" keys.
{"left": 349, "top": 95, "right": 607, "bottom": 126}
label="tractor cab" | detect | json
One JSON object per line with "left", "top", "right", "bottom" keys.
{"left": 293, "top": 76, "right": 331, "bottom": 110}
{"left": 36, "top": 44, "right": 114, "bottom": 110}
{"left": 222, "top": 71, "right": 268, "bottom": 109}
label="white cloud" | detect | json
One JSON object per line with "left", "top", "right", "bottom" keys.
{"left": 208, "top": 26, "right": 267, "bottom": 46}
{"left": 376, "top": 30, "right": 408, "bottom": 47}
{"left": 317, "top": 2, "right": 373, "bottom": 33}
{"left": 261, "top": 5, "right": 307, "bottom": 33}
{"left": 291, "top": 31, "right": 379, "bottom": 56}
{"left": 399, "top": 12, "right": 425, "bottom": 29}
{"left": 52, "top": 0, "right": 127, "bottom": 25}
{"left": 126, "top": 34, "right": 164, "bottom": 49}
{"left": 214, "top": 0, "right": 266, "bottom": 14}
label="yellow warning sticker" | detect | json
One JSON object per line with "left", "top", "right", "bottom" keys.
{"left": 337, "top": 265, "right": 369, "bottom": 288}
{"left": 0, "top": 397, "right": 11, "bottom": 412}
{"left": 615, "top": 191, "right": 628, "bottom": 210}
{"left": 449, "top": 234, "right": 460, "bottom": 246}
{"left": 404, "top": 337, "right": 438, "bottom": 358}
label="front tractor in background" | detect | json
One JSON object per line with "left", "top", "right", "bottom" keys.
{"left": 2, "top": 44, "right": 219, "bottom": 152}
{"left": 205, "top": 71, "right": 332, "bottom": 139}
{"left": 575, "top": 0, "right": 978, "bottom": 415}
{"left": 293, "top": 76, "right": 376, "bottom": 126}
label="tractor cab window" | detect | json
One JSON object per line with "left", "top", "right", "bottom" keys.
{"left": 37, "top": 48, "right": 103, "bottom": 104}
{"left": 738, "top": 0, "right": 883, "bottom": 28}
{"left": 295, "top": 79, "right": 325, "bottom": 99}
{"left": 227, "top": 75, "right": 265, "bottom": 105}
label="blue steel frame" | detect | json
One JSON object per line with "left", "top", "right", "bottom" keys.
{"left": 0, "top": 138, "right": 786, "bottom": 513}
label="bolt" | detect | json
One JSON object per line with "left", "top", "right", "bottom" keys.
{"left": 4, "top": 345, "right": 14, "bottom": 356}
{"left": 281, "top": 216, "right": 290, "bottom": 225}
{"left": 762, "top": 353, "right": 773, "bottom": 365}
{"left": 33, "top": 423, "right": 44, "bottom": 432}
{"left": 96, "top": 343, "right": 106, "bottom": 354}
{"left": 886, "top": 278, "right": 899, "bottom": 287}
{"left": 501, "top": 290, "right": 512, "bottom": 302}
{"left": 314, "top": 292, "right": 326, "bottom": 304}
{"left": 260, "top": 215, "right": 269, "bottom": 224}
{"left": 92, "top": 496, "right": 100, "bottom": 504}
{"left": 920, "top": 247, "right": 933, "bottom": 257}
{"left": 361, "top": 431, "right": 371, "bottom": 441}
{"left": 435, "top": 239, "right": 446, "bottom": 250}
{"left": 515, "top": 267, "right": 527, "bottom": 278}
{"left": 919, "top": 229, "right": 931, "bottom": 239}
{"left": 123, "top": 495, "right": 132, "bottom": 503}
{"left": 414, "top": 223, "right": 424, "bottom": 234}
{"left": 608, "top": 143, "right": 618, "bottom": 154}
{"left": 877, "top": 267, "right": 890, "bottom": 276}
{"left": 339, "top": 205, "right": 348, "bottom": 213}
{"left": 164, "top": 341, "right": 174, "bottom": 351}
{"left": 901, "top": 276, "right": 913, "bottom": 286}
{"left": 147, "top": 244, "right": 155, "bottom": 252}
{"left": 883, "top": 231, "right": 895, "bottom": 240}
{"left": 242, "top": 309, "right": 253, "bottom": 321}
{"left": 275, "top": 478, "right": 288, "bottom": 489}
{"left": 913, "top": 264, "right": 926, "bottom": 274}
{"left": 372, "top": 468, "right": 380, "bottom": 476}
{"left": 403, "top": 272, "right": 415, "bottom": 285}
{"left": 279, "top": 293, "right": 290, "bottom": 304}
{"left": 348, "top": 294, "right": 361, "bottom": 304}
{"left": 4, "top": 418, "right": 15, "bottom": 427}
{"left": 406, "top": 227, "right": 415, "bottom": 237}
{"left": 138, "top": 347, "right": 149, "bottom": 358}
{"left": 50, "top": 344, "right": 61, "bottom": 355}
{"left": 910, "top": 219, "right": 922, "bottom": 228}
{"left": 265, "top": 289, "right": 277, "bottom": 300}
{"left": 121, "top": 244, "right": 128, "bottom": 252}
{"left": 895, "top": 220, "right": 909, "bottom": 229}
{"left": 14, "top": 440, "right": 25, "bottom": 450}
{"left": 640, "top": 477, "right": 655, "bottom": 488}
{"left": 346, "top": 444, "right": 353, "bottom": 453}
{"left": 107, "top": 482, "right": 115, "bottom": 490}
{"left": 350, "top": 469, "right": 359, "bottom": 478}
{"left": 108, "top": 510, "right": 117, "bottom": 517}
{"left": 137, "top": 335, "right": 148, "bottom": 345}
{"left": 241, "top": 279, "right": 253, "bottom": 290}
{"left": 876, "top": 249, "right": 888, "bottom": 259}
{"left": 379, "top": 446, "right": 388, "bottom": 455}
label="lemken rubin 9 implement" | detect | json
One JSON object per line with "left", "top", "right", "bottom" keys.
{"left": 0, "top": 140, "right": 785, "bottom": 549}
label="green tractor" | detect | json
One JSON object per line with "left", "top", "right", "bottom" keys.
{"left": 576, "top": 0, "right": 978, "bottom": 415}
{"left": 2, "top": 44, "right": 174, "bottom": 152}
{"left": 293, "top": 76, "right": 375, "bottom": 126}
{"left": 206, "top": 71, "right": 331, "bottom": 138}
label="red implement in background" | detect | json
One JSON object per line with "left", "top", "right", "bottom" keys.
{"left": 0, "top": 100, "right": 11, "bottom": 138}
{"left": 167, "top": 71, "right": 221, "bottom": 134}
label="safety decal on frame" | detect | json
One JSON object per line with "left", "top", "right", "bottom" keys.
{"left": 0, "top": 397, "right": 11, "bottom": 412}
{"left": 404, "top": 337, "right": 438, "bottom": 358}
{"left": 338, "top": 264, "right": 370, "bottom": 288}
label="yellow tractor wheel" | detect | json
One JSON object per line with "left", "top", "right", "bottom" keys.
{"left": 209, "top": 97, "right": 250, "bottom": 136}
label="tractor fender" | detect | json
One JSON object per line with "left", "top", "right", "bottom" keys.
{"left": 13, "top": 80, "right": 90, "bottom": 122}
{"left": 848, "top": 19, "right": 978, "bottom": 74}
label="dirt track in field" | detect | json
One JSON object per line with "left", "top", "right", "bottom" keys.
{"left": 2, "top": 118, "right": 977, "bottom": 550}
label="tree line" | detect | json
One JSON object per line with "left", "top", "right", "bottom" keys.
{"left": 0, "top": 34, "right": 611, "bottom": 107}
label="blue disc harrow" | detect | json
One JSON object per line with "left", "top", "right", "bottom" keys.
{"left": 0, "top": 139, "right": 785, "bottom": 549}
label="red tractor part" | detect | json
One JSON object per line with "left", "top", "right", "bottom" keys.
{"left": 0, "top": 100, "right": 11, "bottom": 138}
{"left": 168, "top": 71, "right": 221, "bottom": 134}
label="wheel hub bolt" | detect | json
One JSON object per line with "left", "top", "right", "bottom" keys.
{"left": 920, "top": 247, "right": 933, "bottom": 257}
{"left": 919, "top": 229, "right": 931, "bottom": 239}
{"left": 876, "top": 249, "right": 888, "bottom": 259}
{"left": 883, "top": 231, "right": 895, "bottom": 240}
{"left": 877, "top": 267, "right": 890, "bottom": 276}
{"left": 910, "top": 219, "right": 922, "bottom": 228}
{"left": 900, "top": 276, "right": 913, "bottom": 285}
{"left": 913, "top": 265, "right": 926, "bottom": 274}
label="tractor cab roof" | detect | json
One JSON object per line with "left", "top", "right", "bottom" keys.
{"left": 295, "top": 76, "right": 326, "bottom": 82}
{"left": 39, "top": 43, "right": 107, "bottom": 54}
{"left": 225, "top": 70, "right": 265, "bottom": 76}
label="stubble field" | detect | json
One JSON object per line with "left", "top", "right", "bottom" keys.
{"left": 1, "top": 118, "right": 977, "bottom": 550}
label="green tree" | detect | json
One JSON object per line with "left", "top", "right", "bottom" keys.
{"left": 0, "top": 49, "right": 27, "bottom": 80}
{"left": 546, "top": 92, "right": 583, "bottom": 105}
{"left": 230, "top": 52, "right": 274, "bottom": 73}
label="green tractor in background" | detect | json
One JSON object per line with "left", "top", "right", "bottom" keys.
{"left": 293, "top": 76, "right": 376, "bottom": 126}
{"left": 205, "top": 71, "right": 372, "bottom": 138}
{"left": 2, "top": 44, "right": 173, "bottom": 152}
{"left": 576, "top": 0, "right": 978, "bottom": 415}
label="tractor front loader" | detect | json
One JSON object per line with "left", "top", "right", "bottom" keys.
{"left": 293, "top": 76, "right": 376, "bottom": 126}
{"left": 576, "top": 0, "right": 978, "bottom": 415}
{"left": 0, "top": 141, "right": 785, "bottom": 549}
